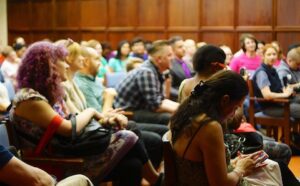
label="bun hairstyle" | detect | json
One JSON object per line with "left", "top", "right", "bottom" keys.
{"left": 192, "top": 44, "right": 226, "bottom": 72}
{"left": 170, "top": 70, "right": 248, "bottom": 143}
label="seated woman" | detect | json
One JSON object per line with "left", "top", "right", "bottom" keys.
{"left": 108, "top": 40, "right": 131, "bottom": 72}
{"left": 178, "top": 44, "right": 226, "bottom": 103}
{"left": 11, "top": 41, "right": 162, "bottom": 186}
{"left": 169, "top": 70, "right": 282, "bottom": 186}
{"left": 252, "top": 44, "right": 300, "bottom": 119}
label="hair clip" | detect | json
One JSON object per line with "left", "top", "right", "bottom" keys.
{"left": 211, "top": 62, "right": 226, "bottom": 70}
{"left": 191, "top": 81, "right": 208, "bottom": 97}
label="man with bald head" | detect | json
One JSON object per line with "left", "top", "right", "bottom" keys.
{"left": 276, "top": 45, "right": 300, "bottom": 91}
{"left": 74, "top": 46, "right": 116, "bottom": 112}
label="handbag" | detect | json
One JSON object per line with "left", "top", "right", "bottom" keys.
{"left": 225, "top": 123, "right": 263, "bottom": 158}
{"left": 37, "top": 114, "right": 112, "bottom": 157}
{"left": 224, "top": 132, "right": 263, "bottom": 158}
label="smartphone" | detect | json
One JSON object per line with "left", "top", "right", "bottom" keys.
{"left": 255, "top": 151, "right": 269, "bottom": 164}
{"left": 239, "top": 68, "right": 246, "bottom": 76}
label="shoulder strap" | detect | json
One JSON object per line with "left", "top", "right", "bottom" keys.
{"left": 34, "top": 115, "right": 63, "bottom": 156}
{"left": 182, "top": 117, "right": 212, "bottom": 158}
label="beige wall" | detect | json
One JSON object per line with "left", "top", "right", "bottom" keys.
{"left": 0, "top": 0, "right": 7, "bottom": 46}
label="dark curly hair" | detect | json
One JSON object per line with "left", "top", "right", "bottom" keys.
{"left": 170, "top": 70, "right": 248, "bottom": 143}
{"left": 17, "top": 41, "right": 68, "bottom": 105}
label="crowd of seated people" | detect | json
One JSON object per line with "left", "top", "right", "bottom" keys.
{"left": 0, "top": 34, "right": 300, "bottom": 185}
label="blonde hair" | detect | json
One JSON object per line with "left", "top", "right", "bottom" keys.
{"left": 86, "top": 39, "right": 101, "bottom": 49}
{"left": 67, "top": 42, "right": 81, "bottom": 60}
{"left": 126, "top": 57, "right": 143, "bottom": 71}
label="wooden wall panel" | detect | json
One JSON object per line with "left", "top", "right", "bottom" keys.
{"left": 138, "top": 33, "right": 166, "bottom": 42}
{"left": 238, "top": 0, "right": 273, "bottom": 26}
{"left": 202, "top": 0, "right": 234, "bottom": 26}
{"left": 277, "top": 32, "right": 300, "bottom": 54}
{"left": 202, "top": 32, "right": 235, "bottom": 50}
{"left": 168, "top": 0, "right": 198, "bottom": 28}
{"left": 31, "top": 32, "right": 54, "bottom": 42}
{"left": 277, "top": 0, "right": 300, "bottom": 26}
{"left": 7, "top": 0, "right": 300, "bottom": 52}
{"left": 168, "top": 33, "right": 199, "bottom": 42}
{"left": 54, "top": 31, "right": 81, "bottom": 42}
{"left": 107, "top": 32, "right": 135, "bottom": 48}
{"left": 80, "top": 0, "right": 107, "bottom": 28}
{"left": 7, "top": 1, "right": 31, "bottom": 30}
{"left": 109, "top": 0, "right": 137, "bottom": 27}
{"left": 138, "top": 0, "right": 165, "bottom": 28}
{"left": 81, "top": 32, "right": 107, "bottom": 42}
{"left": 31, "top": 1, "right": 53, "bottom": 30}
{"left": 56, "top": 0, "right": 80, "bottom": 28}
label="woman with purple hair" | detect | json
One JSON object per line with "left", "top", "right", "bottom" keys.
{"left": 10, "top": 41, "right": 163, "bottom": 185}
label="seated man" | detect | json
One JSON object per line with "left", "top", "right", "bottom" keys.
{"left": 114, "top": 40, "right": 179, "bottom": 125}
{"left": 276, "top": 45, "right": 300, "bottom": 90}
{"left": 0, "top": 145, "right": 92, "bottom": 185}
{"left": 75, "top": 46, "right": 167, "bottom": 168}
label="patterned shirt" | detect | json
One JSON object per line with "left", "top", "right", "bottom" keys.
{"left": 114, "top": 60, "right": 164, "bottom": 111}
{"left": 74, "top": 72, "right": 104, "bottom": 112}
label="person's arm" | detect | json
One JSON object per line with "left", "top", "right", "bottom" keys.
{"left": 256, "top": 71, "right": 293, "bottom": 99}
{"left": 0, "top": 84, "right": 10, "bottom": 112}
{"left": 102, "top": 88, "right": 117, "bottom": 113}
{"left": 261, "top": 86, "right": 293, "bottom": 99}
{"left": 0, "top": 156, "right": 55, "bottom": 186}
{"left": 14, "top": 99, "right": 102, "bottom": 137}
{"left": 155, "top": 99, "right": 179, "bottom": 113}
{"left": 63, "top": 84, "right": 82, "bottom": 114}
{"left": 198, "top": 121, "right": 256, "bottom": 186}
{"left": 229, "top": 57, "right": 240, "bottom": 73}
{"left": 137, "top": 70, "right": 179, "bottom": 113}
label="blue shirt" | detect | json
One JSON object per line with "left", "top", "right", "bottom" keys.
{"left": 108, "top": 58, "right": 127, "bottom": 72}
{"left": 74, "top": 72, "right": 104, "bottom": 112}
{"left": 0, "top": 145, "right": 13, "bottom": 168}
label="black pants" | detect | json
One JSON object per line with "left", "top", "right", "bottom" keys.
{"left": 277, "top": 161, "right": 300, "bottom": 186}
{"left": 132, "top": 109, "right": 171, "bottom": 125}
{"left": 128, "top": 121, "right": 168, "bottom": 168}
{"left": 103, "top": 140, "right": 148, "bottom": 186}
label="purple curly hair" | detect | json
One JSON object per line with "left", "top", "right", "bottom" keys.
{"left": 17, "top": 41, "right": 68, "bottom": 105}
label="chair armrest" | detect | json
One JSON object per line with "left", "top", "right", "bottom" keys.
{"left": 249, "top": 97, "right": 289, "bottom": 104}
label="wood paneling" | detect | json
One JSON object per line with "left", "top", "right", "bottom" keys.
{"left": 7, "top": 0, "right": 300, "bottom": 53}
{"left": 202, "top": 32, "right": 235, "bottom": 47}
{"left": 56, "top": 0, "right": 80, "bottom": 28}
{"left": 138, "top": 0, "right": 165, "bottom": 27}
{"left": 80, "top": 0, "right": 107, "bottom": 27}
{"left": 109, "top": 0, "right": 137, "bottom": 27}
{"left": 31, "top": 1, "right": 53, "bottom": 30}
{"left": 238, "top": 0, "right": 273, "bottom": 26}
{"left": 202, "top": 0, "right": 234, "bottom": 26}
{"left": 168, "top": 0, "right": 198, "bottom": 28}
{"left": 277, "top": 0, "right": 300, "bottom": 26}
{"left": 7, "top": 1, "right": 31, "bottom": 29}
{"left": 81, "top": 32, "right": 107, "bottom": 42}
{"left": 277, "top": 32, "right": 300, "bottom": 54}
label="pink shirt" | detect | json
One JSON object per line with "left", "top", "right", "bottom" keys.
{"left": 230, "top": 53, "right": 261, "bottom": 76}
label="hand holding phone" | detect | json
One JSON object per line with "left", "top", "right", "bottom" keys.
{"left": 252, "top": 151, "right": 268, "bottom": 167}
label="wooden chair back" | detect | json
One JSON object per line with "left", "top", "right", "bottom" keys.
{"left": 162, "top": 133, "right": 177, "bottom": 186}
{"left": 247, "top": 79, "right": 291, "bottom": 145}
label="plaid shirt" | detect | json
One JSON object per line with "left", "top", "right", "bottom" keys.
{"left": 114, "top": 60, "right": 164, "bottom": 111}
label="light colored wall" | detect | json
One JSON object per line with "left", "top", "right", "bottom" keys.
{"left": 0, "top": 0, "right": 7, "bottom": 46}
